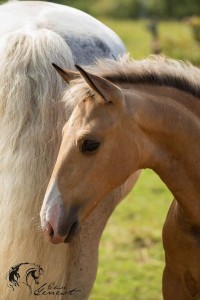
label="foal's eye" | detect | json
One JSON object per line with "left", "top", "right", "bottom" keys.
{"left": 81, "top": 140, "right": 101, "bottom": 153}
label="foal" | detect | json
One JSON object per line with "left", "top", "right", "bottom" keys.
{"left": 41, "top": 55, "right": 200, "bottom": 300}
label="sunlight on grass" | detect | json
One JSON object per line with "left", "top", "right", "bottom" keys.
{"left": 91, "top": 170, "right": 172, "bottom": 300}
{"left": 100, "top": 19, "right": 200, "bottom": 65}
{"left": 100, "top": 19, "right": 152, "bottom": 58}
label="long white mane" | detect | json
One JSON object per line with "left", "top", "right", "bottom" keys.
{"left": 0, "top": 28, "right": 74, "bottom": 297}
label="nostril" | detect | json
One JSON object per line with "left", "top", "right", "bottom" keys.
{"left": 47, "top": 222, "right": 54, "bottom": 239}
{"left": 49, "top": 227, "right": 54, "bottom": 238}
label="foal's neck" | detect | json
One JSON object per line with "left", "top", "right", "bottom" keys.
{"left": 126, "top": 85, "right": 200, "bottom": 225}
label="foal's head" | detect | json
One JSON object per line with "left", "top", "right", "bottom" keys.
{"left": 40, "top": 64, "right": 140, "bottom": 243}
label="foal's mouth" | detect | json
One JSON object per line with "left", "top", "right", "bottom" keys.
{"left": 64, "top": 221, "right": 79, "bottom": 243}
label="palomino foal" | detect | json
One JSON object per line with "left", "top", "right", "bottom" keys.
{"left": 41, "top": 56, "right": 200, "bottom": 300}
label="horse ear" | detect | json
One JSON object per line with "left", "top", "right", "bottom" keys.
{"left": 52, "top": 63, "right": 80, "bottom": 84}
{"left": 75, "top": 64, "right": 124, "bottom": 105}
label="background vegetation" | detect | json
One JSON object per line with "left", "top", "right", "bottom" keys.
{"left": 2, "top": 0, "right": 200, "bottom": 18}
{"left": 99, "top": 18, "right": 200, "bottom": 65}
{"left": 91, "top": 170, "right": 172, "bottom": 300}
{"left": 48, "top": 0, "right": 200, "bottom": 19}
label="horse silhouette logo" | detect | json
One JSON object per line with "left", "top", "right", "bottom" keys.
{"left": 6, "top": 262, "right": 44, "bottom": 294}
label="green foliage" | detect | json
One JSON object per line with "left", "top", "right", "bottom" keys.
{"left": 45, "top": 0, "right": 200, "bottom": 19}
{"left": 1, "top": 0, "right": 200, "bottom": 18}
{"left": 60, "top": 0, "right": 93, "bottom": 14}
{"left": 189, "top": 17, "right": 200, "bottom": 43}
{"left": 99, "top": 19, "right": 200, "bottom": 66}
{"left": 161, "top": 21, "right": 200, "bottom": 65}
{"left": 99, "top": 19, "right": 151, "bottom": 59}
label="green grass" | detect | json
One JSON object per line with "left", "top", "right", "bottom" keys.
{"left": 99, "top": 19, "right": 200, "bottom": 64}
{"left": 90, "top": 170, "right": 172, "bottom": 300}
{"left": 100, "top": 19, "right": 152, "bottom": 58}
{"left": 88, "top": 19, "right": 194, "bottom": 299}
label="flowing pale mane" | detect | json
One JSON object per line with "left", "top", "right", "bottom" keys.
{"left": 0, "top": 28, "right": 75, "bottom": 298}
{"left": 63, "top": 54, "right": 200, "bottom": 111}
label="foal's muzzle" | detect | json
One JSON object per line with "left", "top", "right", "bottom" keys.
{"left": 47, "top": 218, "right": 79, "bottom": 244}
{"left": 43, "top": 203, "right": 79, "bottom": 244}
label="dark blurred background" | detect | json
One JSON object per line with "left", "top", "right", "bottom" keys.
{"left": 38, "top": 0, "right": 200, "bottom": 19}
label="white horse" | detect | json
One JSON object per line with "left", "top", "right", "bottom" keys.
{"left": 0, "top": 1, "right": 140, "bottom": 299}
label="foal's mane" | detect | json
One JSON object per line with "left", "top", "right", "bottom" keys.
{"left": 63, "top": 54, "right": 200, "bottom": 111}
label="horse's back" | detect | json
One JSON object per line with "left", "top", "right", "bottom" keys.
{"left": 0, "top": 1, "right": 126, "bottom": 65}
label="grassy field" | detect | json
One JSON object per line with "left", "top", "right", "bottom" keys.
{"left": 100, "top": 19, "right": 200, "bottom": 64}
{"left": 89, "top": 20, "right": 196, "bottom": 300}
{"left": 90, "top": 170, "right": 172, "bottom": 300}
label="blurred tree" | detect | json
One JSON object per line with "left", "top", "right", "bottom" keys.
{"left": 0, "top": 0, "right": 200, "bottom": 19}
{"left": 163, "top": 0, "right": 200, "bottom": 18}
{"left": 164, "top": 0, "right": 174, "bottom": 17}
